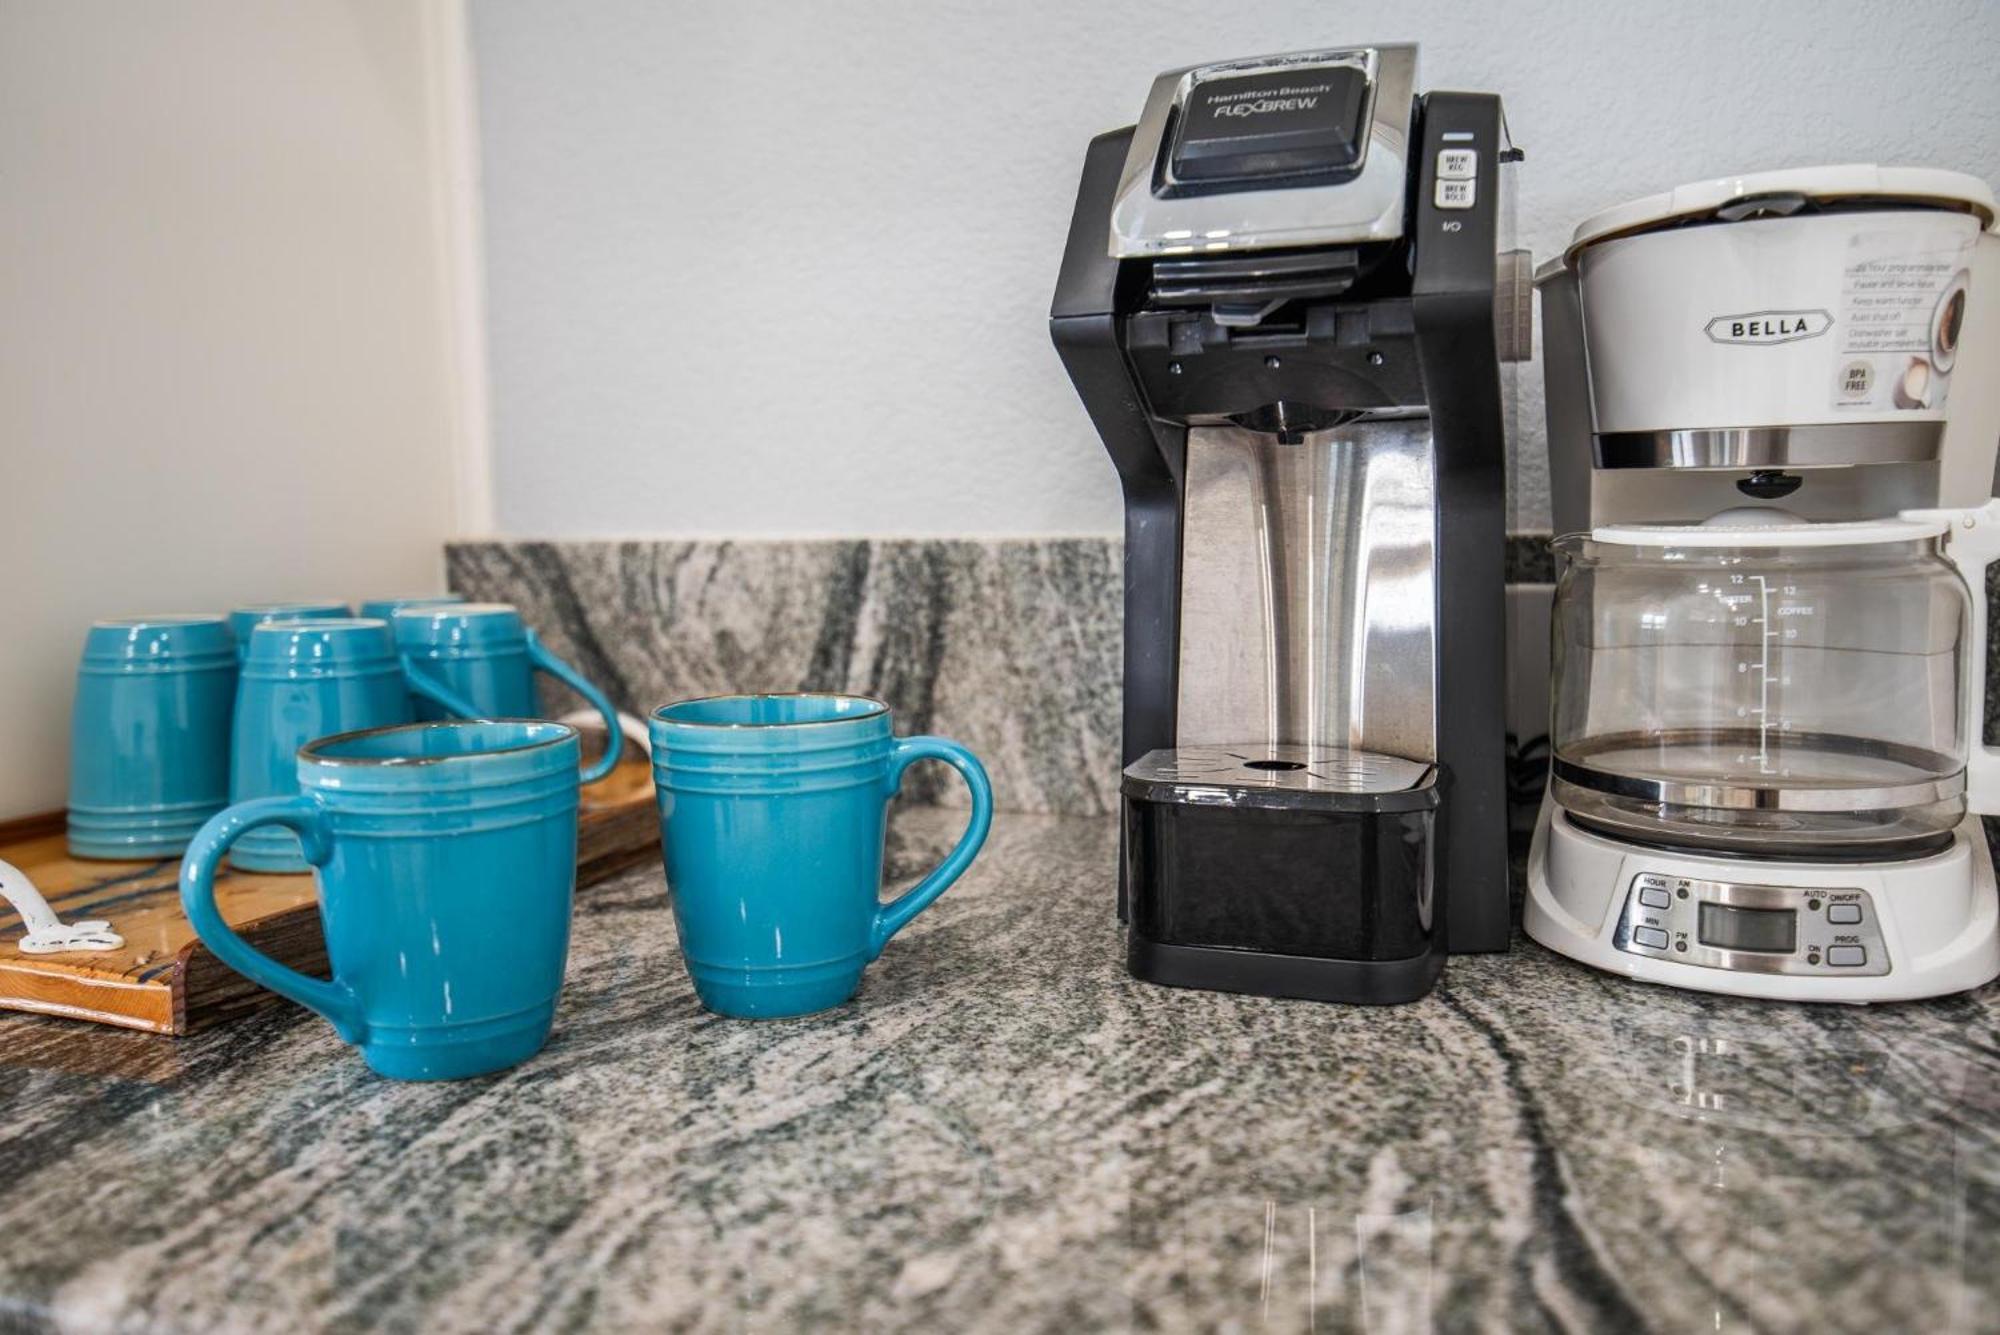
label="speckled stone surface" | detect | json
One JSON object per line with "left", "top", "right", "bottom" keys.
{"left": 446, "top": 540, "right": 1123, "bottom": 816}
{"left": 2, "top": 810, "right": 1997, "bottom": 1333}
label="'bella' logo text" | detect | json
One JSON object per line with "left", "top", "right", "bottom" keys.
{"left": 1704, "top": 309, "right": 1833, "bottom": 345}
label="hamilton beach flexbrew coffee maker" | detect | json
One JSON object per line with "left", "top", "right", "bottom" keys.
{"left": 1051, "top": 46, "right": 1523, "bottom": 1002}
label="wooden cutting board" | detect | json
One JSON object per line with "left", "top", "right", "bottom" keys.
{"left": 0, "top": 757, "right": 659, "bottom": 1035}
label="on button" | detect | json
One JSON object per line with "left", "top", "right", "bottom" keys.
{"left": 1826, "top": 903, "right": 1863, "bottom": 925}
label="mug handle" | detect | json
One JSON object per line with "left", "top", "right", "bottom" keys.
{"left": 524, "top": 628, "right": 624, "bottom": 784}
{"left": 870, "top": 737, "right": 993, "bottom": 958}
{"left": 399, "top": 656, "right": 484, "bottom": 721}
{"left": 178, "top": 795, "right": 366, "bottom": 1043}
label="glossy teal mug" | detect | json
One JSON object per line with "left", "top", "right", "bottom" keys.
{"left": 68, "top": 616, "right": 237, "bottom": 859}
{"left": 228, "top": 602, "right": 349, "bottom": 660}
{"left": 650, "top": 694, "right": 992, "bottom": 1018}
{"left": 393, "top": 604, "right": 623, "bottom": 783}
{"left": 228, "top": 619, "right": 480, "bottom": 873}
{"left": 358, "top": 594, "right": 464, "bottom": 621}
{"left": 181, "top": 720, "right": 582, "bottom": 1081}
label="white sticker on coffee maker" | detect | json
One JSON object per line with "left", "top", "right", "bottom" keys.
{"left": 1833, "top": 228, "right": 1975, "bottom": 413}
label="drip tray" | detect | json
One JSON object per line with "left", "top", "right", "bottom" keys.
{"left": 1120, "top": 743, "right": 1447, "bottom": 1003}
{"left": 1123, "top": 745, "right": 1438, "bottom": 813}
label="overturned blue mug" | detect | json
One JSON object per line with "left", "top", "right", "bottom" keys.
{"left": 68, "top": 616, "right": 237, "bottom": 859}
{"left": 181, "top": 720, "right": 582, "bottom": 1081}
{"left": 228, "top": 602, "right": 349, "bottom": 660}
{"left": 651, "top": 693, "right": 992, "bottom": 1019}
{"left": 393, "top": 604, "right": 623, "bottom": 784}
{"left": 228, "top": 619, "right": 480, "bottom": 873}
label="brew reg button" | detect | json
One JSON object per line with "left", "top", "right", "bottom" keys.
{"left": 1436, "top": 148, "right": 1478, "bottom": 180}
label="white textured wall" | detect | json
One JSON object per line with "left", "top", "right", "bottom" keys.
{"left": 472, "top": 0, "right": 2000, "bottom": 537}
{"left": 0, "top": 1, "right": 475, "bottom": 819}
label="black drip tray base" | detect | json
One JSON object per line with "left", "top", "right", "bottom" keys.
{"left": 1129, "top": 935, "right": 1446, "bottom": 1005}
{"left": 1120, "top": 746, "right": 1449, "bottom": 1004}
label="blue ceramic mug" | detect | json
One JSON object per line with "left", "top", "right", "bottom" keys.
{"left": 359, "top": 596, "right": 464, "bottom": 715}
{"left": 650, "top": 693, "right": 993, "bottom": 1018}
{"left": 228, "top": 602, "right": 350, "bottom": 660}
{"left": 181, "top": 719, "right": 582, "bottom": 1081}
{"left": 68, "top": 616, "right": 238, "bottom": 859}
{"left": 358, "top": 594, "right": 464, "bottom": 621}
{"left": 228, "top": 619, "right": 479, "bottom": 873}
{"left": 393, "top": 604, "right": 624, "bottom": 783}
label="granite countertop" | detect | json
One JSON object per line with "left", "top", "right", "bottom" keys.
{"left": 3, "top": 809, "right": 1998, "bottom": 1333}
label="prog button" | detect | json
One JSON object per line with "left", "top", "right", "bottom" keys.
{"left": 1826, "top": 945, "right": 1868, "bottom": 967}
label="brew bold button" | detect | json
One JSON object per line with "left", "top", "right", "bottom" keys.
{"left": 1638, "top": 886, "right": 1671, "bottom": 910}
{"left": 1633, "top": 926, "right": 1670, "bottom": 950}
{"left": 1434, "top": 178, "right": 1475, "bottom": 210}
{"left": 1827, "top": 903, "right": 1863, "bottom": 925}
{"left": 1437, "top": 148, "right": 1478, "bottom": 180}
{"left": 1827, "top": 944, "right": 1867, "bottom": 967}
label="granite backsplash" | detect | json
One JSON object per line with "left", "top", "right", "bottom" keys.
{"left": 447, "top": 537, "right": 1563, "bottom": 817}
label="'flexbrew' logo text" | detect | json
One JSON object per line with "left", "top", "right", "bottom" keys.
{"left": 1213, "top": 96, "right": 1318, "bottom": 118}
{"left": 1703, "top": 309, "right": 1833, "bottom": 345}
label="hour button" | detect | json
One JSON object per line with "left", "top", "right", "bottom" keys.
{"left": 1638, "top": 886, "right": 1672, "bottom": 910}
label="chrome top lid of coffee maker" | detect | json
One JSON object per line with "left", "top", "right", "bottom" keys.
{"left": 1106, "top": 46, "right": 1419, "bottom": 257}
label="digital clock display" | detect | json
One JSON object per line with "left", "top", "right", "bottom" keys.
{"left": 1697, "top": 902, "right": 1798, "bottom": 954}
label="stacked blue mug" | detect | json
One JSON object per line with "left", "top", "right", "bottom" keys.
{"left": 68, "top": 617, "right": 238, "bottom": 859}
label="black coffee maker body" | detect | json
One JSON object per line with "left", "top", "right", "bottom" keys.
{"left": 1050, "top": 45, "right": 1522, "bottom": 1003}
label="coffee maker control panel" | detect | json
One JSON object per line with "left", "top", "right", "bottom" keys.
{"left": 1614, "top": 874, "right": 1890, "bottom": 977}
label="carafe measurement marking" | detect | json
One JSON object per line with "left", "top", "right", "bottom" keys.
{"left": 1727, "top": 573, "right": 1807, "bottom": 775}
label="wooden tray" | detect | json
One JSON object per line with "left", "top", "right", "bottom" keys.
{"left": 0, "top": 757, "right": 659, "bottom": 1035}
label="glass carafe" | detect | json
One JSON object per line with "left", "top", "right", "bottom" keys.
{"left": 1549, "top": 513, "right": 1971, "bottom": 858}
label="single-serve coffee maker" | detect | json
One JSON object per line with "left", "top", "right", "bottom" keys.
{"left": 1051, "top": 45, "right": 1523, "bottom": 1003}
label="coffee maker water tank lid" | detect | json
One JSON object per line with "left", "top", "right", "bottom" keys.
{"left": 1565, "top": 164, "right": 1996, "bottom": 262}
{"left": 1592, "top": 509, "right": 1950, "bottom": 548}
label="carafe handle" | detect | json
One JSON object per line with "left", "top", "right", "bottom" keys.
{"left": 1932, "top": 499, "right": 2000, "bottom": 816}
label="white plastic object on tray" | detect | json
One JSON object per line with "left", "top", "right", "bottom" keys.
{"left": 0, "top": 856, "right": 124, "bottom": 954}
